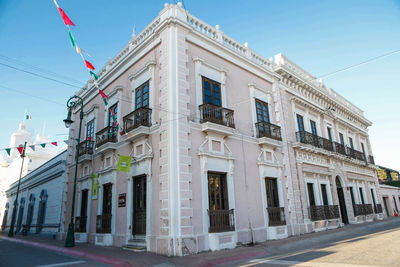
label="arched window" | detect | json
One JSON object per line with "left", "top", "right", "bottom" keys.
{"left": 1, "top": 203, "right": 9, "bottom": 230}
{"left": 36, "top": 190, "right": 48, "bottom": 234}
{"left": 16, "top": 198, "right": 25, "bottom": 233}
{"left": 25, "top": 194, "right": 35, "bottom": 233}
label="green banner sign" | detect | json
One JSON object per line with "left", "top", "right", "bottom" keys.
{"left": 92, "top": 173, "right": 99, "bottom": 200}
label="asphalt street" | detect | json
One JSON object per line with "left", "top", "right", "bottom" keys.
{"left": 0, "top": 238, "right": 108, "bottom": 267}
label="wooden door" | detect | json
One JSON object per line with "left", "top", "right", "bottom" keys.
{"left": 133, "top": 176, "right": 146, "bottom": 235}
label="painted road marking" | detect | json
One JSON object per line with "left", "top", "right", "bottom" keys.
{"left": 34, "top": 260, "right": 86, "bottom": 267}
{"left": 244, "top": 259, "right": 380, "bottom": 267}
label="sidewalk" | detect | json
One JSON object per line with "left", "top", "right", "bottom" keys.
{"left": 1, "top": 217, "right": 398, "bottom": 267}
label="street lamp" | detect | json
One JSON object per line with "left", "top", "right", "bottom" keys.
{"left": 64, "top": 95, "right": 84, "bottom": 247}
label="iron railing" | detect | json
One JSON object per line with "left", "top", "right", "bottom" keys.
{"left": 346, "top": 147, "right": 365, "bottom": 162}
{"left": 74, "top": 216, "right": 87, "bottom": 232}
{"left": 123, "top": 107, "right": 152, "bottom": 134}
{"left": 78, "top": 140, "right": 94, "bottom": 156}
{"left": 95, "top": 126, "right": 117, "bottom": 148}
{"left": 267, "top": 207, "right": 286, "bottom": 226}
{"left": 96, "top": 214, "right": 111, "bottom": 233}
{"left": 296, "top": 131, "right": 334, "bottom": 152}
{"left": 353, "top": 204, "right": 374, "bottom": 216}
{"left": 375, "top": 204, "right": 383, "bottom": 214}
{"left": 208, "top": 209, "right": 235, "bottom": 233}
{"left": 309, "top": 205, "right": 340, "bottom": 221}
{"left": 334, "top": 142, "right": 347, "bottom": 156}
{"left": 255, "top": 121, "right": 282, "bottom": 141}
{"left": 199, "top": 103, "right": 235, "bottom": 128}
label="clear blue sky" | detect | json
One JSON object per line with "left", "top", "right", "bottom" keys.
{"left": 0, "top": 0, "right": 399, "bottom": 169}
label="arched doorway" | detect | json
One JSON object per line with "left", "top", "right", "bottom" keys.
{"left": 16, "top": 198, "right": 25, "bottom": 233}
{"left": 36, "top": 190, "right": 48, "bottom": 234}
{"left": 336, "top": 176, "right": 349, "bottom": 224}
{"left": 25, "top": 194, "right": 35, "bottom": 234}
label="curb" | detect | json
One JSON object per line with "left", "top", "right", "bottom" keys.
{"left": 0, "top": 236, "right": 132, "bottom": 267}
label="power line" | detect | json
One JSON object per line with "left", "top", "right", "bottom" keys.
{"left": 318, "top": 49, "right": 400, "bottom": 79}
{"left": 0, "top": 62, "right": 82, "bottom": 89}
{"left": 0, "top": 54, "right": 84, "bottom": 86}
{"left": 0, "top": 85, "right": 65, "bottom": 106}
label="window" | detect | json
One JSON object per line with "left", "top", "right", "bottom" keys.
{"left": 339, "top": 133, "right": 345, "bottom": 145}
{"left": 135, "top": 81, "right": 149, "bottom": 109}
{"left": 108, "top": 103, "right": 118, "bottom": 128}
{"left": 349, "top": 137, "right": 354, "bottom": 149}
{"left": 321, "top": 184, "right": 329, "bottom": 205}
{"left": 265, "top": 178, "right": 279, "bottom": 207}
{"left": 393, "top": 197, "right": 398, "bottom": 213}
{"left": 255, "top": 99, "right": 270, "bottom": 123}
{"left": 102, "top": 184, "right": 112, "bottom": 215}
{"left": 36, "top": 190, "right": 48, "bottom": 234}
{"left": 296, "top": 114, "right": 304, "bottom": 132}
{"left": 16, "top": 198, "right": 25, "bottom": 233}
{"left": 310, "top": 120, "right": 317, "bottom": 136}
{"left": 349, "top": 187, "right": 356, "bottom": 206}
{"left": 208, "top": 173, "right": 228, "bottom": 211}
{"left": 361, "top": 143, "right": 366, "bottom": 155}
{"left": 86, "top": 119, "right": 95, "bottom": 140}
{"left": 359, "top": 188, "right": 365, "bottom": 204}
{"left": 81, "top": 190, "right": 88, "bottom": 218}
{"left": 327, "top": 127, "right": 333, "bottom": 141}
{"left": 202, "top": 77, "right": 221, "bottom": 106}
{"left": 307, "top": 183, "right": 316, "bottom": 206}
{"left": 370, "top": 188, "right": 377, "bottom": 209}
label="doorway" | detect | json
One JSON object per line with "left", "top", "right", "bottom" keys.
{"left": 133, "top": 175, "right": 146, "bottom": 236}
{"left": 336, "top": 176, "right": 349, "bottom": 224}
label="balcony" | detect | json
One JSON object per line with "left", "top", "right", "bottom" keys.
{"left": 255, "top": 121, "right": 282, "bottom": 141}
{"left": 347, "top": 147, "right": 366, "bottom": 162}
{"left": 309, "top": 205, "right": 340, "bottom": 221}
{"left": 74, "top": 216, "right": 87, "bottom": 232}
{"left": 123, "top": 107, "right": 152, "bottom": 133}
{"left": 267, "top": 207, "right": 286, "bottom": 226}
{"left": 334, "top": 142, "right": 346, "bottom": 156}
{"left": 96, "top": 214, "right": 111, "bottom": 234}
{"left": 296, "top": 131, "right": 334, "bottom": 152}
{"left": 95, "top": 126, "right": 117, "bottom": 148}
{"left": 353, "top": 204, "right": 374, "bottom": 216}
{"left": 368, "top": 155, "right": 375, "bottom": 165}
{"left": 208, "top": 209, "right": 235, "bottom": 233}
{"left": 78, "top": 140, "right": 94, "bottom": 157}
{"left": 199, "top": 103, "right": 235, "bottom": 128}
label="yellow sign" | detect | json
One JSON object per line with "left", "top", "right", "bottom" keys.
{"left": 117, "top": 155, "right": 132, "bottom": 172}
{"left": 391, "top": 171, "right": 399, "bottom": 181}
{"left": 377, "top": 168, "right": 387, "bottom": 181}
{"left": 92, "top": 173, "right": 99, "bottom": 200}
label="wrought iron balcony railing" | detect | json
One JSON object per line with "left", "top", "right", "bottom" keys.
{"left": 123, "top": 107, "right": 152, "bottom": 134}
{"left": 267, "top": 207, "right": 286, "bottom": 226}
{"left": 208, "top": 209, "right": 235, "bottom": 233}
{"left": 347, "top": 147, "right": 366, "bottom": 162}
{"left": 296, "top": 131, "right": 334, "bottom": 152}
{"left": 333, "top": 142, "right": 346, "bottom": 156}
{"left": 95, "top": 126, "right": 117, "bottom": 148}
{"left": 309, "top": 205, "right": 340, "bottom": 221}
{"left": 96, "top": 214, "right": 111, "bottom": 233}
{"left": 353, "top": 204, "right": 374, "bottom": 216}
{"left": 78, "top": 140, "right": 94, "bottom": 156}
{"left": 74, "top": 216, "right": 87, "bottom": 232}
{"left": 199, "top": 103, "right": 235, "bottom": 128}
{"left": 375, "top": 204, "right": 383, "bottom": 214}
{"left": 255, "top": 121, "right": 282, "bottom": 141}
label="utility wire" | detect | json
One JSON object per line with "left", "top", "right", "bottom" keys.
{"left": 318, "top": 49, "right": 400, "bottom": 79}
{"left": 0, "top": 54, "right": 84, "bottom": 86}
{"left": 0, "top": 85, "right": 65, "bottom": 106}
{"left": 0, "top": 62, "right": 83, "bottom": 89}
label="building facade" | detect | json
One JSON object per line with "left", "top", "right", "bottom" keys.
{"left": 63, "top": 3, "right": 384, "bottom": 256}
{"left": 1, "top": 151, "right": 67, "bottom": 236}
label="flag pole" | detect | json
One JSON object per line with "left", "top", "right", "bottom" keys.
{"left": 8, "top": 142, "right": 27, "bottom": 237}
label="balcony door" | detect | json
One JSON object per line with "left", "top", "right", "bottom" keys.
{"left": 202, "top": 77, "right": 222, "bottom": 124}
{"left": 108, "top": 104, "right": 118, "bottom": 128}
{"left": 135, "top": 81, "right": 149, "bottom": 109}
{"left": 132, "top": 175, "right": 146, "bottom": 236}
{"left": 86, "top": 119, "right": 95, "bottom": 140}
{"left": 101, "top": 183, "right": 112, "bottom": 233}
{"left": 256, "top": 99, "right": 270, "bottom": 137}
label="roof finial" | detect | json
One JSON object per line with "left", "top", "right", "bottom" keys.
{"left": 132, "top": 24, "right": 136, "bottom": 39}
